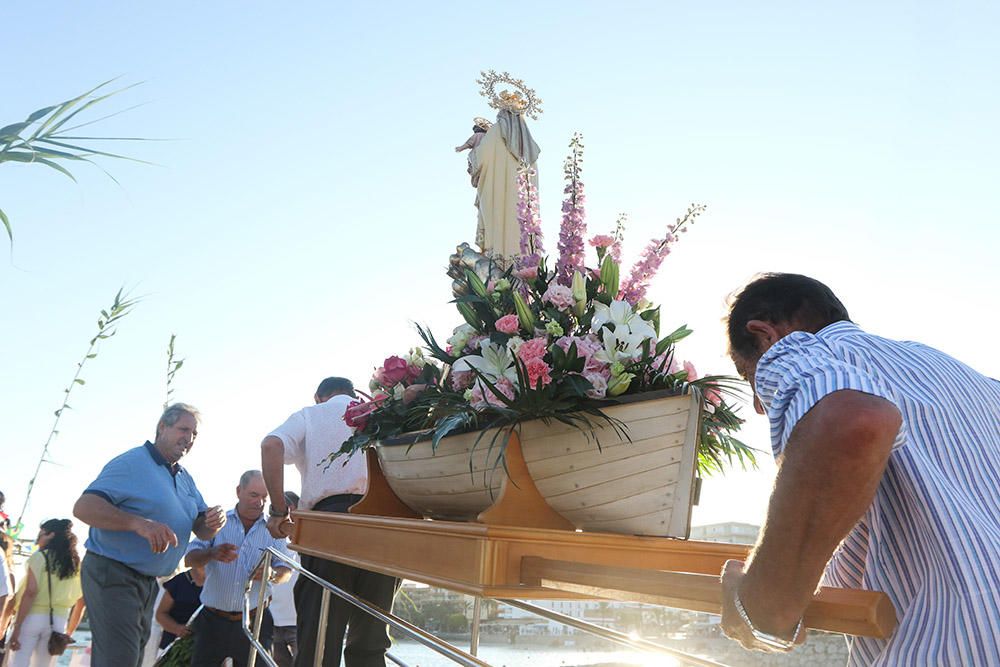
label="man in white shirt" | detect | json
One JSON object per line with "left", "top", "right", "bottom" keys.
{"left": 261, "top": 377, "right": 399, "bottom": 667}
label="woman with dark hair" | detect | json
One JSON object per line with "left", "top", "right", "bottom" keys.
{"left": 8, "top": 519, "right": 85, "bottom": 667}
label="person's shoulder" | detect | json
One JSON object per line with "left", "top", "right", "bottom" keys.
{"left": 105, "top": 444, "right": 152, "bottom": 467}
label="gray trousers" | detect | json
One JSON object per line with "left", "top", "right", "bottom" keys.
{"left": 81, "top": 552, "right": 159, "bottom": 667}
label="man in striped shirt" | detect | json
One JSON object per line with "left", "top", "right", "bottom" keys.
{"left": 185, "top": 469, "right": 294, "bottom": 667}
{"left": 719, "top": 273, "right": 1000, "bottom": 665}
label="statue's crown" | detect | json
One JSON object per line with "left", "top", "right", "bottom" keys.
{"left": 477, "top": 70, "right": 543, "bottom": 120}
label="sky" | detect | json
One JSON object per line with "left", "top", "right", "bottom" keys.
{"left": 2, "top": 2, "right": 998, "bottom": 538}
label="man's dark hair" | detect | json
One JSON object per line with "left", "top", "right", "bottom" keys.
{"left": 726, "top": 273, "right": 851, "bottom": 359}
{"left": 315, "top": 376, "right": 356, "bottom": 399}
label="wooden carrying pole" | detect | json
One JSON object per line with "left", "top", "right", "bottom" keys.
{"left": 521, "top": 557, "right": 897, "bottom": 639}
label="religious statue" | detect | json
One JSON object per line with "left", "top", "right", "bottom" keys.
{"left": 455, "top": 117, "right": 492, "bottom": 187}
{"left": 462, "top": 70, "right": 543, "bottom": 261}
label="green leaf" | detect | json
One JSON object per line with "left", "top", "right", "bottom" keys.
{"left": 26, "top": 105, "right": 59, "bottom": 123}
{"left": 0, "top": 207, "right": 11, "bottom": 244}
{"left": 34, "top": 158, "right": 78, "bottom": 182}
{"left": 0, "top": 122, "right": 30, "bottom": 139}
{"left": 74, "top": 378, "right": 86, "bottom": 385}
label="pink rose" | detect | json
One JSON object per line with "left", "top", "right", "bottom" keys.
{"left": 495, "top": 314, "right": 520, "bottom": 335}
{"left": 381, "top": 356, "right": 410, "bottom": 386}
{"left": 405, "top": 363, "right": 422, "bottom": 382}
{"left": 588, "top": 234, "right": 615, "bottom": 248}
{"left": 524, "top": 358, "right": 553, "bottom": 389}
{"left": 516, "top": 337, "right": 549, "bottom": 363}
{"left": 683, "top": 361, "right": 698, "bottom": 382}
{"left": 542, "top": 284, "right": 575, "bottom": 310}
{"left": 372, "top": 366, "right": 389, "bottom": 387}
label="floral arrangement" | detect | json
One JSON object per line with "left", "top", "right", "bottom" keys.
{"left": 336, "top": 137, "right": 756, "bottom": 475}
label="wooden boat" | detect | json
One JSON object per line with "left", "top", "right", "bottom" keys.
{"left": 374, "top": 391, "right": 701, "bottom": 538}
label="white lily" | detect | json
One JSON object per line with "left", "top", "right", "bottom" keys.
{"left": 453, "top": 340, "right": 519, "bottom": 385}
{"left": 591, "top": 300, "right": 657, "bottom": 340}
{"left": 593, "top": 326, "right": 647, "bottom": 366}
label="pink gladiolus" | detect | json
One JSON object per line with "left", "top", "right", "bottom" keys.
{"left": 516, "top": 169, "right": 544, "bottom": 271}
{"left": 588, "top": 234, "right": 614, "bottom": 248}
{"left": 514, "top": 265, "right": 538, "bottom": 281}
{"left": 556, "top": 134, "right": 587, "bottom": 286}
{"left": 381, "top": 356, "right": 410, "bottom": 386}
{"left": 683, "top": 361, "right": 698, "bottom": 382}
{"left": 705, "top": 385, "right": 723, "bottom": 406}
{"left": 525, "top": 357, "right": 553, "bottom": 388}
{"left": 542, "top": 284, "right": 575, "bottom": 311}
{"left": 619, "top": 204, "right": 706, "bottom": 304}
{"left": 495, "top": 314, "right": 520, "bottom": 334}
{"left": 516, "top": 337, "right": 549, "bottom": 363}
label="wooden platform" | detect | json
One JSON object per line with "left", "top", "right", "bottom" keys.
{"left": 291, "top": 511, "right": 897, "bottom": 638}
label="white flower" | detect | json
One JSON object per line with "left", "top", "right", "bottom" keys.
{"left": 406, "top": 347, "right": 427, "bottom": 368}
{"left": 506, "top": 336, "right": 525, "bottom": 354}
{"left": 593, "top": 326, "right": 646, "bottom": 366}
{"left": 453, "top": 340, "right": 519, "bottom": 385}
{"left": 591, "top": 300, "right": 656, "bottom": 340}
{"left": 392, "top": 384, "right": 405, "bottom": 400}
{"left": 447, "top": 324, "right": 476, "bottom": 352}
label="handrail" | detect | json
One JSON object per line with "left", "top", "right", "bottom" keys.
{"left": 244, "top": 547, "right": 489, "bottom": 667}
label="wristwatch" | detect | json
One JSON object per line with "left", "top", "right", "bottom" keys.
{"left": 268, "top": 504, "right": 289, "bottom": 519}
{"left": 733, "top": 591, "right": 802, "bottom": 651}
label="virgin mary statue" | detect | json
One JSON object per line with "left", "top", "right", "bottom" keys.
{"left": 468, "top": 74, "right": 542, "bottom": 261}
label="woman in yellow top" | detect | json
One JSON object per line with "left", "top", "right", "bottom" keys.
{"left": 8, "top": 519, "right": 85, "bottom": 667}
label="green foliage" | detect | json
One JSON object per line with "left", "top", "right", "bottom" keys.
{"left": 0, "top": 79, "right": 150, "bottom": 246}
{"left": 16, "top": 288, "right": 140, "bottom": 527}
{"left": 164, "top": 333, "right": 185, "bottom": 410}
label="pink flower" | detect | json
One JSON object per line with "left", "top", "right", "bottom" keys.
{"left": 465, "top": 335, "right": 488, "bottom": 353}
{"left": 470, "top": 377, "right": 516, "bottom": 409}
{"left": 555, "top": 335, "right": 603, "bottom": 366}
{"left": 514, "top": 265, "right": 538, "bottom": 281}
{"left": 542, "top": 284, "right": 575, "bottom": 310}
{"left": 405, "top": 363, "right": 422, "bottom": 382}
{"left": 449, "top": 370, "right": 473, "bottom": 391}
{"left": 381, "top": 356, "right": 410, "bottom": 386}
{"left": 524, "top": 358, "right": 553, "bottom": 388}
{"left": 588, "top": 234, "right": 615, "bottom": 248}
{"left": 343, "top": 393, "right": 388, "bottom": 430}
{"left": 516, "top": 337, "right": 549, "bottom": 363}
{"left": 683, "top": 361, "right": 699, "bottom": 382}
{"left": 705, "top": 385, "right": 723, "bottom": 406}
{"left": 583, "top": 370, "right": 609, "bottom": 398}
{"left": 495, "top": 314, "right": 520, "bottom": 335}
{"left": 654, "top": 352, "right": 683, "bottom": 376}
{"left": 372, "top": 366, "right": 389, "bottom": 387}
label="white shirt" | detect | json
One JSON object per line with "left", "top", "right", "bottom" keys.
{"left": 0, "top": 555, "right": 10, "bottom": 597}
{"left": 268, "top": 394, "right": 368, "bottom": 510}
{"left": 268, "top": 548, "right": 298, "bottom": 627}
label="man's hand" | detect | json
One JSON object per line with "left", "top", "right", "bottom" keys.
{"left": 135, "top": 519, "right": 179, "bottom": 554}
{"left": 204, "top": 506, "right": 226, "bottom": 532}
{"left": 211, "top": 543, "right": 239, "bottom": 563}
{"left": 720, "top": 559, "right": 806, "bottom": 652}
{"left": 267, "top": 514, "right": 293, "bottom": 539}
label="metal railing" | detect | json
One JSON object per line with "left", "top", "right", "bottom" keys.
{"left": 244, "top": 547, "right": 726, "bottom": 667}
{"left": 244, "top": 547, "right": 488, "bottom": 667}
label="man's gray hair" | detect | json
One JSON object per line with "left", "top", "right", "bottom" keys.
{"left": 159, "top": 403, "right": 201, "bottom": 428}
{"left": 239, "top": 470, "right": 263, "bottom": 488}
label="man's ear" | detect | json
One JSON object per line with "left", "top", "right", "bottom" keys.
{"left": 745, "top": 319, "right": 783, "bottom": 350}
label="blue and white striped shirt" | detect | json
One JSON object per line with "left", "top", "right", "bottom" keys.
{"left": 755, "top": 321, "right": 1000, "bottom": 666}
{"left": 186, "top": 507, "right": 293, "bottom": 613}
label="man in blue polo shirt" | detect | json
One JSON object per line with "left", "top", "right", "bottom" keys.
{"left": 185, "top": 469, "right": 293, "bottom": 667}
{"left": 73, "top": 403, "right": 226, "bottom": 667}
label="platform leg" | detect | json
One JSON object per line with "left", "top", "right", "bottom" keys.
{"left": 349, "top": 449, "right": 423, "bottom": 519}
{"left": 476, "top": 431, "right": 575, "bottom": 531}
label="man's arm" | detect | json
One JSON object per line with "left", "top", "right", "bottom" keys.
{"left": 723, "top": 390, "right": 901, "bottom": 640}
{"left": 73, "top": 493, "right": 178, "bottom": 553}
{"left": 262, "top": 435, "right": 294, "bottom": 538}
{"left": 192, "top": 506, "right": 227, "bottom": 540}
{"left": 185, "top": 542, "right": 239, "bottom": 568}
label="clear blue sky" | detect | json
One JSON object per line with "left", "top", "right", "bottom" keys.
{"left": 2, "top": 2, "right": 998, "bottom": 533}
